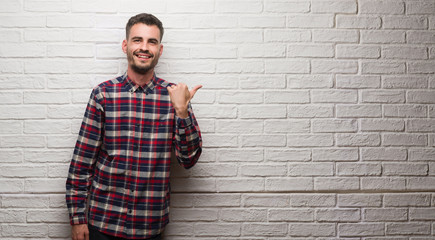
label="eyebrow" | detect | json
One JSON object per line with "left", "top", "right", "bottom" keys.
{"left": 130, "top": 36, "right": 159, "bottom": 43}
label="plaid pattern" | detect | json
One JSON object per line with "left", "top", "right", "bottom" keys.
{"left": 66, "top": 74, "right": 202, "bottom": 239}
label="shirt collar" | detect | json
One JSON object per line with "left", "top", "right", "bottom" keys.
{"left": 122, "top": 73, "right": 156, "bottom": 94}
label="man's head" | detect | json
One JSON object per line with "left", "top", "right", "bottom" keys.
{"left": 123, "top": 13, "right": 164, "bottom": 76}
{"left": 126, "top": 13, "right": 164, "bottom": 42}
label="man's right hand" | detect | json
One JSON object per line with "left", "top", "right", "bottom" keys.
{"left": 71, "top": 224, "right": 89, "bottom": 240}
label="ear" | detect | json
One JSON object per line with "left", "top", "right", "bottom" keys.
{"left": 122, "top": 39, "right": 127, "bottom": 54}
{"left": 159, "top": 44, "right": 164, "bottom": 57}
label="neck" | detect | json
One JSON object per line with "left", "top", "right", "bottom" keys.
{"left": 127, "top": 68, "right": 155, "bottom": 86}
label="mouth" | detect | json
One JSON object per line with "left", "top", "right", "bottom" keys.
{"left": 134, "top": 52, "right": 153, "bottom": 60}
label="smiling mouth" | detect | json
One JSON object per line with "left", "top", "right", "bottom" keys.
{"left": 134, "top": 51, "right": 153, "bottom": 60}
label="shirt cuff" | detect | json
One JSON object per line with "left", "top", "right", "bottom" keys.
{"left": 176, "top": 114, "right": 193, "bottom": 128}
{"left": 70, "top": 214, "right": 87, "bottom": 225}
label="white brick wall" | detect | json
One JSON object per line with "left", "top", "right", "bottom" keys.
{"left": 0, "top": 0, "right": 434, "bottom": 239}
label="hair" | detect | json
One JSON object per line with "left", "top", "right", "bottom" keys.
{"left": 125, "top": 13, "right": 164, "bottom": 41}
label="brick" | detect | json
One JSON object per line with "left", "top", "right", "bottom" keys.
{"left": 361, "top": 119, "right": 405, "bottom": 132}
{"left": 164, "top": 222, "right": 193, "bottom": 236}
{"left": 339, "top": 223, "right": 384, "bottom": 237}
{"left": 0, "top": 30, "right": 21, "bottom": 42}
{"left": 240, "top": 105, "right": 287, "bottom": 119}
{"left": 265, "top": 0, "right": 310, "bottom": 13}
{"left": 2, "top": 224, "right": 48, "bottom": 237}
{"left": 409, "top": 208, "right": 435, "bottom": 220}
{"left": 47, "top": 15, "right": 95, "bottom": 28}
{"left": 0, "top": 210, "right": 26, "bottom": 223}
{"left": 337, "top": 163, "right": 382, "bottom": 176}
{"left": 288, "top": 14, "right": 334, "bottom": 28}
{"left": 167, "top": 0, "right": 214, "bottom": 13}
{"left": 265, "top": 59, "right": 310, "bottom": 73}
{"left": 241, "top": 164, "right": 287, "bottom": 177}
{"left": 217, "top": 149, "right": 263, "bottom": 162}
{"left": 218, "top": 91, "right": 263, "bottom": 104}
{"left": 408, "top": 119, "right": 435, "bottom": 132}
{"left": 288, "top": 163, "right": 334, "bottom": 176}
{"left": 0, "top": 16, "right": 46, "bottom": 27}
{"left": 386, "top": 223, "right": 431, "bottom": 235}
{"left": 265, "top": 29, "right": 311, "bottom": 42}
{"left": 118, "top": 0, "right": 165, "bottom": 13}
{"left": 27, "top": 210, "right": 69, "bottom": 223}
{"left": 195, "top": 223, "right": 241, "bottom": 236}
{"left": 364, "top": 208, "right": 408, "bottom": 222}
{"left": 1, "top": 194, "right": 49, "bottom": 208}
{"left": 311, "top": 90, "right": 357, "bottom": 103}
{"left": 336, "top": 75, "right": 381, "bottom": 89}
{"left": 0, "top": 0, "right": 21, "bottom": 12}
{"left": 361, "top": 177, "right": 406, "bottom": 191}
{"left": 265, "top": 120, "right": 310, "bottom": 133}
{"left": 287, "top": 134, "right": 333, "bottom": 147}
{"left": 216, "top": 120, "right": 263, "bottom": 133}
{"left": 289, "top": 223, "right": 335, "bottom": 237}
{"left": 266, "top": 178, "right": 313, "bottom": 191}
{"left": 312, "top": 119, "right": 357, "bottom": 133}
{"left": 0, "top": 60, "right": 23, "bottom": 73}
{"left": 314, "top": 177, "right": 359, "bottom": 191}
{"left": 290, "top": 194, "right": 336, "bottom": 207}
{"left": 409, "top": 61, "right": 435, "bottom": 74}
{"left": 338, "top": 194, "right": 382, "bottom": 207}
{"left": 337, "top": 104, "right": 382, "bottom": 118}
{"left": 1, "top": 135, "right": 45, "bottom": 148}
{"left": 336, "top": 45, "right": 380, "bottom": 59}
{"left": 190, "top": 15, "right": 238, "bottom": 29}
{"left": 383, "top": 75, "right": 429, "bottom": 89}
{"left": 383, "top": 134, "right": 427, "bottom": 146}
{"left": 312, "top": 148, "right": 359, "bottom": 161}
{"left": 362, "top": 61, "right": 406, "bottom": 74}
{"left": 194, "top": 105, "right": 237, "bottom": 118}
{"left": 0, "top": 164, "right": 47, "bottom": 178}
{"left": 194, "top": 194, "right": 241, "bottom": 207}
{"left": 359, "top": 0, "right": 404, "bottom": 14}
{"left": 336, "top": 133, "right": 381, "bottom": 147}
{"left": 217, "top": 178, "right": 264, "bottom": 192}
{"left": 217, "top": 30, "right": 263, "bottom": 43}
{"left": 216, "top": 0, "right": 262, "bottom": 13}
{"left": 384, "top": 104, "right": 427, "bottom": 118}
{"left": 313, "top": 29, "right": 359, "bottom": 43}
{"left": 312, "top": 0, "right": 356, "bottom": 13}
{"left": 0, "top": 92, "right": 21, "bottom": 104}
{"left": 190, "top": 164, "right": 237, "bottom": 177}
{"left": 25, "top": 29, "right": 71, "bottom": 42}
{"left": 221, "top": 209, "right": 267, "bottom": 222}
{"left": 48, "top": 224, "right": 70, "bottom": 238}
{"left": 0, "top": 43, "right": 46, "bottom": 57}
{"left": 362, "top": 90, "right": 405, "bottom": 103}
{"left": 384, "top": 16, "right": 427, "bottom": 30}
{"left": 266, "top": 149, "right": 311, "bottom": 162}
{"left": 24, "top": 120, "right": 70, "bottom": 134}
{"left": 47, "top": 44, "right": 94, "bottom": 58}
{"left": 25, "top": 0, "right": 69, "bottom": 12}
{"left": 316, "top": 208, "right": 360, "bottom": 222}
{"left": 288, "top": 104, "right": 334, "bottom": 118}
{"left": 170, "top": 208, "right": 218, "bottom": 222}
{"left": 384, "top": 194, "right": 431, "bottom": 207}
{"left": 202, "top": 134, "right": 237, "bottom": 148}
{"left": 243, "top": 194, "right": 289, "bottom": 207}
{"left": 408, "top": 90, "right": 435, "bottom": 103}
{"left": 361, "top": 30, "right": 406, "bottom": 44}
{"left": 216, "top": 60, "right": 265, "bottom": 74}
{"left": 170, "top": 60, "right": 215, "bottom": 74}
{"left": 312, "top": 60, "right": 358, "bottom": 73}
{"left": 241, "top": 75, "right": 286, "bottom": 89}
{"left": 240, "top": 16, "right": 286, "bottom": 28}
{"left": 0, "top": 150, "right": 23, "bottom": 163}
{"left": 265, "top": 90, "right": 310, "bottom": 103}
{"left": 268, "top": 209, "right": 314, "bottom": 222}
{"left": 240, "top": 44, "right": 286, "bottom": 58}
{"left": 406, "top": 0, "right": 435, "bottom": 14}
{"left": 241, "top": 135, "right": 287, "bottom": 147}
{"left": 407, "top": 177, "right": 435, "bottom": 190}
{"left": 242, "top": 223, "right": 287, "bottom": 236}
{"left": 171, "top": 178, "right": 216, "bottom": 193}
{"left": 287, "top": 75, "right": 334, "bottom": 89}
{"left": 336, "top": 15, "right": 381, "bottom": 29}
{"left": 287, "top": 44, "right": 334, "bottom": 57}
{"left": 408, "top": 31, "right": 435, "bottom": 45}
{"left": 24, "top": 179, "right": 65, "bottom": 193}
{"left": 409, "top": 148, "right": 435, "bottom": 161}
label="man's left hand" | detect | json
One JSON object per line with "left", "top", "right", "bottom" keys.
{"left": 167, "top": 83, "right": 202, "bottom": 118}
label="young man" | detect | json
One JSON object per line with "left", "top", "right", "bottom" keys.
{"left": 66, "top": 13, "right": 202, "bottom": 240}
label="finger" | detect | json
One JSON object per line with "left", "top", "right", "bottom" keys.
{"left": 189, "top": 85, "right": 203, "bottom": 98}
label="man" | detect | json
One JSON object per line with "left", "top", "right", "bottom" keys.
{"left": 66, "top": 13, "right": 202, "bottom": 240}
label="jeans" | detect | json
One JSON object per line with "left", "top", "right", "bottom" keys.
{"left": 88, "top": 225, "right": 162, "bottom": 240}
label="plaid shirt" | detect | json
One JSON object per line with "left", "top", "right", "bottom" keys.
{"left": 66, "top": 74, "right": 202, "bottom": 239}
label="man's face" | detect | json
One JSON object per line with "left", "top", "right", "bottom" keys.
{"left": 122, "top": 23, "right": 163, "bottom": 75}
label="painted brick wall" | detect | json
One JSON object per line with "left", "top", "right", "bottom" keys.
{"left": 1, "top": 0, "right": 435, "bottom": 239}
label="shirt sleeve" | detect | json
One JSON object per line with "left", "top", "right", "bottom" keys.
{"left": 173, "top": 103, "right": 202, "bottom": 169}
{"left": 65, "top": 87, "right": 104, "bottom": 225}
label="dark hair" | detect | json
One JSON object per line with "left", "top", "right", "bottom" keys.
{"left": 126, "top": 13, "right": 164, "bottom": 41}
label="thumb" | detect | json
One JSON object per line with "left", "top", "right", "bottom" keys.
{"left": 189, "top": 85, "right": 202, "bottom": 99}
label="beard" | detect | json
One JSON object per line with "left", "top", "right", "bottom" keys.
{"left": 127, "top": 49, "right": 160, "bottom": 75}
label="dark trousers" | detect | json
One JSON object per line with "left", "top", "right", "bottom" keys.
{"left": 88, "top": 225, "right": 162, "bottom": 240}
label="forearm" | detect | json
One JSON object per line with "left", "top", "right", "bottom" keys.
{"left": 174, "top": 112, "right": 202, "bottom": 169}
